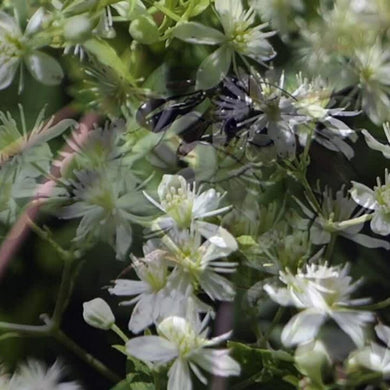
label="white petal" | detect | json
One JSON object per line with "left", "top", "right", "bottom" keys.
{"left": 371, "top": 211, "right": 390, "bottom": 236}
{"left": 375, "top": 323, "right": 390, "bottom": 348}
{"left": 168, "top": 359, "right": 192, "bottom": 390}
{"left": 126, "top": 336, "right": 178, "bottom": 363}
{"left": 173, "top": 22, "right": 225, "bottom": 45}
{"left": 109, "top": 280, "right": 148, "bottom": 296}
{"left": 264, "top": 284, "right": 293, "bottom": 306}
{"left": 281, "top": 309, "right": 326, "bottom": 347}
{"left": 196, "top": 46, "right": 232, "bottom": 90}
{"left": 129, "top": 294, "right": 155, "bottom": 333}
{"left": 25, "top": 8, "right": 45, "bottom": 35}
{"left": 362, "top": 129, "right": 390, "bottom": 159}
{"left": 342, "top": 232, "right": 390, "bottom": 250}
{"left": 331, "top": 310, "right": 373, "bottom": 347}
{"left": 350, "top": 182, "right": 377, "bottom": 210}
{"left": 0, "top": 58, "right": 19, "bottom": 90}
{"left": 24, "top": 51, "right": 63, "bottom": 85}
{"left": 191, "top": 349, "right": 240, "bottom": 377}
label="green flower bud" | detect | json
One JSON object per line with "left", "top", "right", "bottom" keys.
{"left": 129, "top": 15, "right": 160, "bottom": 45}
{"left": 83, "top": 298, "right": 115, "bottom": 330}
{"left": 63, "top": 15, "right": 92, "bottom": 43}
{"left": 295, "top": 341, "right": 331, "bottom": 386}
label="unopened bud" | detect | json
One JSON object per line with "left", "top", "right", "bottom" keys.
{"left": 83, "top": 298, "right": 115, "bottom": 330}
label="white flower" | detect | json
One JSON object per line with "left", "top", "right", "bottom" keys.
{"left": 126, "top": 315, "right": 240, "bottom": 390}
{"left": 0, "top": 10, "right": 63, "bottom": 90}
{"left": 350, "top": 43, "right": 390, "bottom": 124}
{"left": 144, "top": 174, "right": 231, "bottom": 231}
{"left": 350, "top": 169, "right": 390, "bottom": 236}
{"left": 362, "top": 122, "right": 390, "bottom": 159}
{"left": 264, "top": 263, "right": 373, "bottom": 347}
{"left": 109, "top": 247, "right": 208, "bottom": 333}
{"left": 297, "top": 186, "right": 390, "bottom": 249}
{"left": 61, "top": 167, "right": 151, "bottom": 259}
{"left": 160, "top": 227, "right": 238, "bottom": 302}
{"left": 348, "top": 323, "right": 390, "bottom": 378}
{"left": 9, "top": 360, "right": 81, "bottom": 390}
{"left": 173, "top": 0, "right": 275, "bottom": 88}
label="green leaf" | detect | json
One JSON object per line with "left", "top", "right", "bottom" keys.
{"left": 188, "top": 0, "right": 210, "bottom": 17}
{"left": 228, "top": 342, "right": 299, "bottom": 388}
{"left": 0, "top": 332, "right": 22, "bottom": 341}
{"left": 83, "top": 39, "right": 135, "bottom": 85}
{"left": 237, "top": 235, "right": 258, "bottom": 247}
{"left": 173, "top": 22, "right": 225, "bottom": 45}
{"left": 110, "top": 376, "right": 155, "bottom": 390}
{"left": 24, "top": 51, "right": 63, "bottom": 86}
{"left": 196, "top": 45, "right": 232, "bottom": 89}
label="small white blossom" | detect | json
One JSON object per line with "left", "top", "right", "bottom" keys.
{"left": 109, "top": 247, "right": 208, "bottom": 334}
{"left": 9, "top": 360, "right": 81, "bottom": 390}
{"left": 297, "top": 186, "right": 390, "bottom": 249}
{"left": 173, "top": 0, "right": 275, "bottom": 88}
{"left": 126, "top": 315, "right": 240, "bottom": 390}
{"left": 144, "top": 174, "right": 231, "bottom": 231}
{"left": 161, "top": 227, "right": 238, "bottom": 302}
{"left": 350, "top": 169, "right": 390, "bottom": 236}
{"left": 348, "top": 323, "right": 390, "bottom": 378}
{"left": 0, "top": 10, "right": 63, "bottom": 90}
{"left": 264, "top": 263, "right": 373, "bottom": 347}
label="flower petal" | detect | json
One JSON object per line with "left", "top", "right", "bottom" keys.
{"left": 24, "top": 51, "right": 63, "bottom": 85}
{"left": 173, "top": 22, "right": 225, "bottom": 45}
{"left": 350, "top": 181, "right": 377, "bottom": 210}
{"left": 371, "top": 211, "right": 390, "bottom": 236}
{"left": 126, "top": 336, "right": 178, "bottom": 363}
{"left": 168, "top": 359, "right": 192, "bottom": 390}
{"left": 281, "top": 309, "right": 326, "bottom": 347}
{"left": 196, "top": 46, "right": 232, "bottom": 90}
{"left": 191, "top": 349, "right": 240, "bottom": 377}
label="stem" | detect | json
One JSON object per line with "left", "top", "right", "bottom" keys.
{"left": 111, "top": 324, "right": 129, "bottom": 343}
{"left": 51, "top": 260, "right": 74, "bottom": 326}
{"left": 332, "top": 214, "right": 373, "bottom": 230}
{"left": 264, "top": 307, "right": 284, "bottom": 341}
{"left": 324, "top": 232, "right": 337, "bottom": 262}
{"left": 53, "top": 329, "right": 121, "bottom": 383}
{"left": 151, "top": 3, "right": 181, "bottom": 22}
{"left": 0, "top": 321, "right": 49, "bottom": 336}
{"left": 345, "top": 297, "right": 390, "bottom": 311}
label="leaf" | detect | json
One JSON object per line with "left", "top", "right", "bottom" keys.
{"left": 110, "top": 377, "right": 155, "bottom": 390}
{"left": 0, "top": 332, "right": 22, "bottom": 341}
{"left": 83, "top": 38, "right": 134, "bottom": 84}
{"left": 228, "top": 342, "right": 298, "bottom": 388}
{"left": 24, "top": 51, "right": 63, "bottom": 86}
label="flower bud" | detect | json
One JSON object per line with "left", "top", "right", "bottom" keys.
{"left": 129, "top": 15, "right": 160, "bottom": 45}
{"left": 295, "top": 340, "right": 331, "bottom": 386}
{"left": 63, "top": 15, "right": 92, "bottom": 43}
{"left": 83, "top": 298, "right": 115, "bottom": 330}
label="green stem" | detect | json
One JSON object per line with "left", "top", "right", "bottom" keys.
{"left": 345, "top": 297, "right": 390, "bottom": 311}
{"left": 332, "top": 214, "right": 373, "bottom": 230}
{"left": 152, "top": 3, "right": 181, "bottom": 22}
{"left": 51, "top": 260, "right": 74, "bottom": 326}
{"left": 53, "top": 329, "right": 121, "bottom": 383}
{"left": 324, "top": 232, "right": 337, "bottom": 262}
{"left": 0, "top": 321, "right": 49, "bottom": 336}
{"left": 264, "top": 306, "right": 284, "bottom": 341}
{"left": 111, "top": 324, "right": 129, "bottom": 343}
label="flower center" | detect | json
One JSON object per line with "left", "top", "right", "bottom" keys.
{"left": 161, "top": 186, "right": 194, "bottom": 228}
{"left": 375, "top": 184, "right": 390, "bottom": 212}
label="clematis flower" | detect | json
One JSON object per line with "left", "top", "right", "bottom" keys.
{"left": 350, "top": 169, "right": 390, "bottom": 236}
{"left": 0, "top": 9, "right": 63, "bottom": 90}
{"left": 9, "top": 360, "right": 81, "bottom": 390}
{"left": 348, "top": 323, "right": 390, "bottom": 378}
{"left": 264, "top": 263, "right": 373, "bottom": 347}
{"left": 173, "top": 0, "right": 275, "bottom": 88}
{"left": 143, "top": 174, "right": 231, "bottom": 231}
{"left": 126, "top": 315, "right": 240, "bottom": 390}
{"left": 349, "top": 43, "right": 390, "bottom": 124}
{"left": 160, "top": 227, "right": 238, "bottom": 302}
{"left": 296, "top": 186, "right": 390, "bottom": 249}
{"left": 109, "top": 246, "right": 210, "bottom": 333}
{"left": 60, "top": 167, "right": 152, "bottom": 259}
